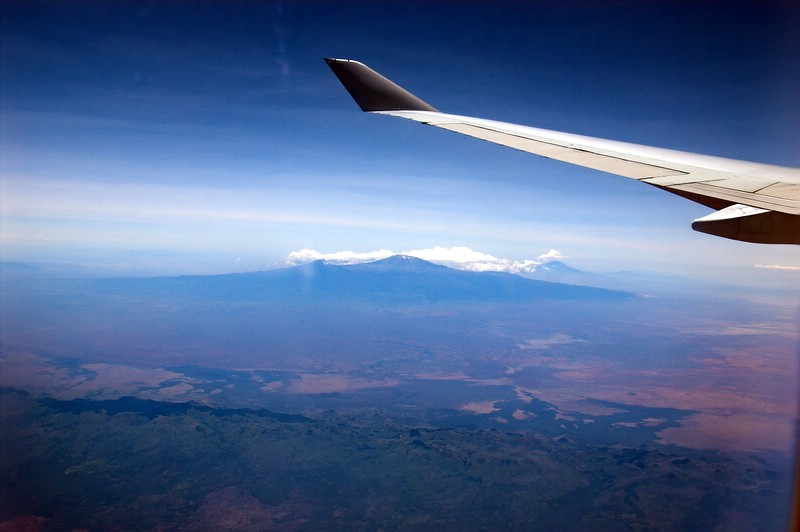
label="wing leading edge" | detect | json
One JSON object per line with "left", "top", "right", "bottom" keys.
{"left": 324, "top": 58, "right": 800, "bottom": 245}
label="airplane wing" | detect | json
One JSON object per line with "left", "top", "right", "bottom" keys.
{"left": 324, "top": 58, "right": 800, "bottom": 244}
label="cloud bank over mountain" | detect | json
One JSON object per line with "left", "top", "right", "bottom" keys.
{"left": 285, "top": 246, "right": 566, "bottom": 274}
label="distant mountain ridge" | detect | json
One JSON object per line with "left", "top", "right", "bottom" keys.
{"left": 535, "top": 260, "right": 583, "bottom": 274}
{"left": 91, "top": 255, "right": 633, "bottom": 303}
{"left": 522, "top": 259, "right": 729, "bottom": 297}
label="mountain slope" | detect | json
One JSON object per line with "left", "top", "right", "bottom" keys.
{"left": 90, "top": 255, "right": 633, "bottom": 302}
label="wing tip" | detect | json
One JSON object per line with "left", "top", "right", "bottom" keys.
{"left": 324, "top": 57, "right": 438, "bottom": 113}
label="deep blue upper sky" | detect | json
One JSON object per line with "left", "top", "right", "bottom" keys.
{"left": 1, "top": 1, "right": 799, "bottom": 284}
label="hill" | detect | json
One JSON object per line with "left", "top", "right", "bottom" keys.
{"left": 90, "top": 255, "right": 633, "bottom": 303}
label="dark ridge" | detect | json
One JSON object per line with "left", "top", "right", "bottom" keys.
{"left": 0, "top": 261, "right": 41, "bottom": 273}
{"left": 38, "top": 395, "right": 314, "bottom": 423}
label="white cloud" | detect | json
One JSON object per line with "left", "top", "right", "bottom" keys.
{"left": 285, "top": 248, "right": 395, "bottom": 266}
{"left": 537, "top": 249, "right": 566, "bottom": 262}
{"left": 285, "top": 246, "right": 566, "bottom": 273}
{"left": 754, "top": 264, "right": 800, "bottom": 271}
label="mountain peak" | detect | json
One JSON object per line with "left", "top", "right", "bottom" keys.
{"left": 350, "top": 255, "right": 447, "bottom": 273}
{"left": 539, "top": 261, "right": 582, "bottom": 274}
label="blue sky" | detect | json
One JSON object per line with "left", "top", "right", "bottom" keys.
{"left": 1, "top": 1, "right": 799, "bottom": 285}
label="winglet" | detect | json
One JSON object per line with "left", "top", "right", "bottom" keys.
{"left": 324, "top": 58, "right": 438, "bottom": 112}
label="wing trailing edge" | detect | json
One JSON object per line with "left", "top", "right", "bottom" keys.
{"left": 324, "top": 58, "right": 800, "bottom": 244}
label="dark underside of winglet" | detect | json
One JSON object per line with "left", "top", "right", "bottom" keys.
{"left": 324, "top": 58, "right": 438, "bottom": 113}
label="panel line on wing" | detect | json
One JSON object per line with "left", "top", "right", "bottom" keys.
{"left": 758, "top": 183, "right": 800, "bottom": 201}
{"left": 642, "top": 175, "right": 723, "bottom": 187}
{"left": 435, "top": 123, "right": 686, "bottom": 180}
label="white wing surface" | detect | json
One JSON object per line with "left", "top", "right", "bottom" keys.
{"left": 325, "top": 58, "right": 800, "bottom": 244}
